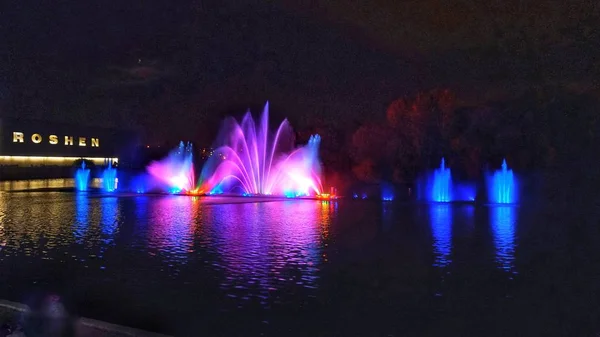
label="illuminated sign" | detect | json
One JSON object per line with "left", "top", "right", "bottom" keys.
{"left": 12, "top": 132, "right": 100, "bottom": 147}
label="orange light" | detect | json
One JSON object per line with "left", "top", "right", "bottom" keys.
{"left": 187, "top": 188, "right": 204, "bottom": 196}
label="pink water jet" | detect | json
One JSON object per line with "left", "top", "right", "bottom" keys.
{"left": 200, "top": 102, "right": 323, "bottom": 197}
{"left": 146, "top": 141, "right": 196, "bottom": 193}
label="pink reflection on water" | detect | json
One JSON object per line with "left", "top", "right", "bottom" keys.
{"left": 146, "top": 196, "right": 195, "bottom": 264}
{"left": 206, "top": 200, "right": 332, "bottom": 306}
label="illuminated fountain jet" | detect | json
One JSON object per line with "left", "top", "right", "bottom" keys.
{"left": 200, "top": 102, "right": 323, "bottom": 197}
{"left": 432, "top": 158, "right": 452, "bottom": 202}
{"left": 74, "top": 161, "right": 90, "bottom": 191}
{"left": 418, "top": 158, "right": 452, "bottom": 202}
{"left": 487, "top": 159, "right": 518, "bottom": 204}
{"left": 417, "top": 158, "right": 475, "bottom": 202}
{"left": 147, "top": 141, "right": 195, "bottom": 193}
{"left": 101, "top": 161, "right": 118, "bottom": 192}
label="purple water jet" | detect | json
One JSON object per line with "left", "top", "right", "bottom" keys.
{"left": 199, "top": 103, "right": 323, "bottom": 197}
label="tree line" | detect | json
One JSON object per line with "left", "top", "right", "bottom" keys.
{"left": 298, "top": 87, "right": 600, "bottom": 186}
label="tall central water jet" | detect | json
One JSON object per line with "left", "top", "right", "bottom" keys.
{"left": 200, "top": 103, "right": 323, "bottom": 197}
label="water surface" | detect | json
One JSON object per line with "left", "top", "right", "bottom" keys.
{"left": 0, "top": 180, "right": 598, "bottom": 336}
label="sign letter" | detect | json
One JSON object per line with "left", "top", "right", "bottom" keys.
{"left": 78, "top": 137, "right": 86, "bottom": 147}
{"left": 91, "top": 138, "right": 99, "bottom": 147}
{"left": 12, "top": 132, "right": 24, "bottom": 143}
{"left": 49, "top": 135, "right": 58, "bottom": 145}
{"left": 31, "top": 133, "right": 42, "bottom": 144}
{"left": 65, "top": 136, "right": 73, "bottom": 146}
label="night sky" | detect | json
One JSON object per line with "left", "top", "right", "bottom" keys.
{"left": 2, "top": 0, "right": 598, "bottom": 144}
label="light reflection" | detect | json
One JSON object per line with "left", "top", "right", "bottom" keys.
{"left": 490, "top": 206, "right": 518, "bottom": 273}
{"left": 73, "top": 193, "right": 89, "bottom": 244}
{"left": 211, "top": 200, "right": 328, "bottom": 305}
{"left": 100, "top": 197, "right": 119, "bottom": 245}
{"left": 0, "top": 193, "right": 6, "bottom": 252}
{"left": 147, "top": 196, "right": 195, "bottom": 264}
{"left": 381, "top": 202, "right": 393, "bottom": 233}
{"left": 430, "top": 204, "right": 452, "bottom": 267}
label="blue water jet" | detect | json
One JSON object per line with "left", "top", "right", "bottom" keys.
{"left": 487, "top": 159, "right": 518, "bottom": 204}
{"left": 432, "top": 158, "right": 452, "bottom": 202}
{"left": 102, "top": 161, "right": 117, "bottom": 192}
{"left": 381, "top": 182, "right": 394, "bottom": 201}
{"left": 75, "top": 161, "right": 90, "bottom": 191}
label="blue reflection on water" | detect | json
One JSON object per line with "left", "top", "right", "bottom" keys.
{"left": 73, "top": 194, "right": 89, "bottom": 243}
{"left": 490, "top": 206, "right": 518, "bottom": 273}
{"left": 381, "top": 202, "right": 393, "bottom": 233}
{"left": 430, "top": 204, "right": 452, "bottom": 267}
{"left": 100, "top": 197, "right": 119, "bottom": 244}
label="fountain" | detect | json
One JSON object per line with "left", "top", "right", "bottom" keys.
{"left": 102, "top": 161, "right": 118, "bottom": 192}
{"left": 381, "top": 182, "right": 394, "bottom": 201}
{"left": 199, "top": 102, "right": 323, "bottom": 197}
{"left": 74, "top": 161, "right": 90, "bottom": 191}
{"left": 417, "top": 158, "right": 475, "bottom": 202}
{"left": 487, "top": 159, "right": 518, "bottom": 204}
{"left": 418, "top": 158, "right": 452, "bottom": 202}
{"left": 431, "top": 158, "right": 452, "bottom": 202}
{"left": 147, "top": 141, "right": 195, "bottom": 193}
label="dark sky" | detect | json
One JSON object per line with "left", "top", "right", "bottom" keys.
{"left": 2, "top": 0, "right": 598, "bottom": 144}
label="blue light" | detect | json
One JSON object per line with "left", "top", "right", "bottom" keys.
{"left": 361, "top": 193, "right": 367, "bottom": 200}
{"left": 454, "top": 182, "right": 476, "bottom": 202}
{"left": 381, "top": 182, "right": 395, "bottom": 201}
{"left": 487, "top": 159, "right": 519, "bottom": 204}
{"left": 353, "top": 193, "right": 358, "bottom": 199}
{"left": 431, "top": 158, "right": 451, "bottom": 202}
{"left": 430, "top": 204, "right": 452, "bottom": 267}
{"left": 101, "top": 161, "right": 117, "bottom": 192}
{"left": 209, "top": 185, "right": 224, "bottom": 195}
{"left": 490, "top": 206, "right": 517, "bottom": 273}
{"left": 74, "top": 162, "right": 90, "bottom": 191}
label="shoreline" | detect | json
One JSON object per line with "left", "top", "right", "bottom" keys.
{"left": 0, "top": 299, "right": 172, "bottom": 337}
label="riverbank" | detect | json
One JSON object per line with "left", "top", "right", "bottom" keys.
{"left": 0, "top": 300, "right": 171, "bottom": 337}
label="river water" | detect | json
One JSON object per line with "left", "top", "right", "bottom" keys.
{"left": 0, "top": 179, "right": 598, "bottom": 336}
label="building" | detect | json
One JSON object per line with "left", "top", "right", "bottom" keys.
{"left": 0, "top": 117, "right": 139, "bottom": 179}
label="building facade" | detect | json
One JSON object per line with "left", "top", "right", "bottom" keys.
{"left": 0, "top": 117, "right": 139, "bottom": 179}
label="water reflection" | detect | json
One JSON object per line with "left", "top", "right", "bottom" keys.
{"left": 0, "top": 179, "right": 102, "bottom": 191}
{"left": 381, "top": 202, "right": 393, "bottom": 233}
{"left": 430, "top": 204, "right": 452, "bottom": 267}
{"left": 210, "top": 200, "right": 329, "bottom": 305}
{"left": 73, "top": 193, "right": 89, "bottom": 244}
{"left": 100, "top": 197, "right": 119, "bottom": 245}
{"left": 147, "top": 196, "right": 195, "bottom": 264}
{"left": 490, "top": 206, "right": 518, "bottom": 273}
